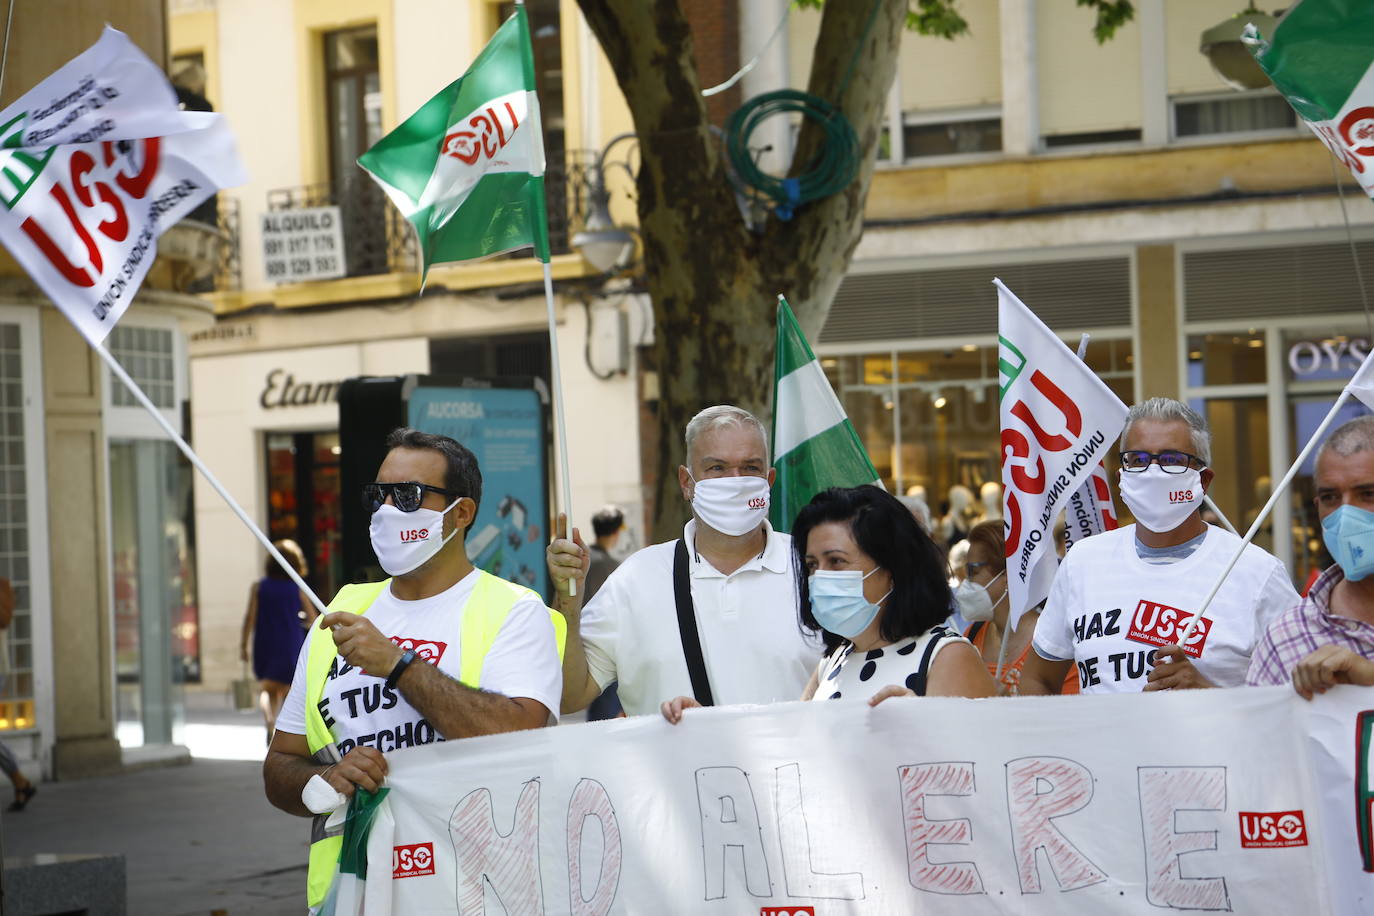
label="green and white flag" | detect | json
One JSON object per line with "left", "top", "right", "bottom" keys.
{"left": 1245, "top": 0, "right": 1374, "bottom": 196}
{"left": 770, "top": 296, "right": 880, "bottom": 533}
{"left": 358, "top": 6, "right": 549, "bottom": 276}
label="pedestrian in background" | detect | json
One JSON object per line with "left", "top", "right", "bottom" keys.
{"left": 241, "top": 539, "right": 315, "bottom": 737}
{"left": 957, "top": 520, "right": 1078, "bottom": 696}
{"left": 585, "top": 505, "right": 626, "bottom": 721}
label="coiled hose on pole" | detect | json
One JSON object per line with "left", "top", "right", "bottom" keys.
{"left": 723, "top": 88, "right": 859, "bottom": 222}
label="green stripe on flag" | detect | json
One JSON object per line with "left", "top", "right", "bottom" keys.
{"left": 1251, "top": 0, "right": 1374, "bottom": 121}
{"left": 426, "top": 171, "right": 547, "bottom": 265}
{"left": 771, "top": 421, "right": 880, "bottom": 532}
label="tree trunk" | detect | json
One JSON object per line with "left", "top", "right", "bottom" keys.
{"left": 576, "top": 0, "right": 906, "bottom": 541}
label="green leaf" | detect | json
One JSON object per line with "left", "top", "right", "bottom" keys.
{"left": 1076, "top": 0, "right": 1135, "bottom": 44}
{"left": 907, "top": 0, "right": 969, "bottom": 38}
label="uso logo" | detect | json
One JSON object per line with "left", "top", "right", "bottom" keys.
{"left": 399, "top": 528, "right": 429, "bottom": 542}
{"left": 747, "top": 496, "right": 768, "bottom": 510}
{"left": 390, "top": 636, "right": 448, "bottom": 665}
{"left": 1239, "top": 811, "right": 1308, "bottom": 849}
{"left": 1126, "top": 600, "right": 1210, "bottom": 657}
{"left": 393, "top": 842, "right": 435, "bottom": 878}
{"left": 761, "top": 909, "right": 814, "bottom": 916}
{"left": 1168, "top": 488, "right": 1195, "bottom": 504}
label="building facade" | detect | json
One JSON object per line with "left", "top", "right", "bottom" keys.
{"left": 173, "top": 0, "right": 1373, "bottom": 697}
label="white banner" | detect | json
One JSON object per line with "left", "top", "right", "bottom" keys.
{"left": 329, "top": 687, "right": 1374, "bottom": 915}
{"left": 996, "top": 279, "right": 1128, "bottom": 630}
{"left": 1061, "top": 463, "right": 1118, "bottom": 554}
{"left": 0, "top": 26, "right": 245, "bottom": 344}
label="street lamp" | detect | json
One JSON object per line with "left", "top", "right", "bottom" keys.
{"left": 571, "top": 133, "right": 638, "bottom": 273}
{"left": 1199, "top": 6, "right": 1281, "bottom": 91}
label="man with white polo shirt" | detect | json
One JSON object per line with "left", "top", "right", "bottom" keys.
{"left": 547, "top": 405, "right": 822, "bottom": 715}
{"left": 1020, "top": 398, "right": 1298, "bottom": 694}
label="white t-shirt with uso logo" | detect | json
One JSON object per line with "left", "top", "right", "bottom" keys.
{"left": 1032, "top": 525, "right": 1298, "bottom": 694}
{"left": 275, "top": 569, "right": 562, "bottom": 754}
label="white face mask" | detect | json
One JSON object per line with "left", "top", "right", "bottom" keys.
{"left": 368, "top": 497, "right": 462, "bottom": 576}
{"left": 953, "top": 571, "right": 1005, "bottom": 622}
{"left": 1118, "top": 465, "right": 1203, "bottom": 534}
{"left": 687, "top": 473, "right": 770, "bottom": 536}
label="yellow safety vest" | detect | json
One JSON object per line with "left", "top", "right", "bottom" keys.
{"left": 301, "top": 572, "right": 567, "bottom": 909}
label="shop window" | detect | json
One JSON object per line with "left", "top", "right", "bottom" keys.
{"left": 1173, "top": 91, "right": 1296, "bottom": 139}
{"left": 830, "top": 338, "right": 1133, "bottom": 544}
{"left": 0, "top": 323, "right": 33, "bottom": 733}
{"left": 1186, "top": 333, "right": 1267, "bottom": 387}
{"left": 1185, "top": 396, "right": 1270, "bottom": 544}
{"left": 112, "top": 439, "right": 200, "bottom": 747}
{"left": 108, "top": 325, "right": 175, "bottom": 408}
{"left": 266, "top": 431, "right": 343, "bottom": 600}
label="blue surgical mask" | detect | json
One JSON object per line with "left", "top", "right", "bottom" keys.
{"left": 1322, "top": 505, "right": 1374, "bottom": 582}
{"left": 808, "top": 567, "right": 892, "bottom": 639}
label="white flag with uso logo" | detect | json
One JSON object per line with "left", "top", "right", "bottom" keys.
{"left": 0, "top": 27, "right": 245, "bottom": 345}
{"left": 997, "top": 279, "right": 1128, "bottom": 631}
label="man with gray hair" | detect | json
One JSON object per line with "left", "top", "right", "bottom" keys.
{"left": 1249, "top": 413, "right": 1374, "bottom": 689}
{"left": 1021, "top": 397, "right": 1298, "bottom": 694}
{"left": 546, "top": 405, "right": 821, "bottom": 716}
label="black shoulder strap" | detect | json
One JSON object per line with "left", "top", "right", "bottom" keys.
{"left": 910, "top": 627, "right": 949, "bottom": 698}
{"left": 967, "top": 620, "right": 985, "bottom": 641}
{"left": 673, "top": 539, "right": 715, "bottom": 706}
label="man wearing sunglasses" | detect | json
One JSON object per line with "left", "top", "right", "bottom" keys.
{"left": 1021, "top": 398, "right": 1298, "bottom": 695}
{"left": 263, "top": 427, "right": 563, "bottom": 911}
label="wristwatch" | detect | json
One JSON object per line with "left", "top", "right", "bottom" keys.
{"left": 385, "top": 649, "right": 417, "bottom": 688}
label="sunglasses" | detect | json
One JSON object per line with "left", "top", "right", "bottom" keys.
{"left": 362, "top": 481, "right": 459, "bottom": 513}
{"left": 1118, "top": 450, "right": 1205, "bottom": 474}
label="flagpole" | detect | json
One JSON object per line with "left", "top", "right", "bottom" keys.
{"left": 94, "top": 342, "right": 330, "bottom": 616}
{"left": 1202, "top": 494, "right": 1239, "bottom": 536}
{"left": 542, "top": 260, "right": 576, "bottom": 596}
{"left": 1177, "top": 388, "right": 1352, "bottom": 645}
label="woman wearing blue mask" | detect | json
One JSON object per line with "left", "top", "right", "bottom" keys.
{"left": 793, "top": 486, "right": 997, "bottom": 706}
{"left": 663, "top": 486, "right": 995, "bottom": 723}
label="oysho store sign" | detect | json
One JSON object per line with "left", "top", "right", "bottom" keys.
{"left": 1288, "top": 337, "right": 1370, "bottom": 377}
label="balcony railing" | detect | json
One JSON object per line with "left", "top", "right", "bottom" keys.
{"left": 260, "top": 160, "right": 597, "bottom": 284}
{"left": 267, "top": 177, "right": 417, "bottom": 278}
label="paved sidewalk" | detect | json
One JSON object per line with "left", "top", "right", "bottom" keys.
{"left": 4, "top": 688, "right": 312, "bottom": 915}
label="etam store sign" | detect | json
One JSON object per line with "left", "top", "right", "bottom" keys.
{"left": 1287, "top": 337, "right": 1370, "bottom": 377}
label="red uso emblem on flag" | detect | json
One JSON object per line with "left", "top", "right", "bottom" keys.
{"left": 441, "top": 100, "right": 522, "bottom": 166}
{"left": 390, "top": 637, "right": 448, "bottom": 665}
{"left": 1126, "top": 600, "right": 1210, "bottom": 657}
{"left": 1239, "top": 811, "right": 1308, "bottom": 849}
{"left": 1340, "top": 106, "right": 1374, "bottom": 156}
{"left": 393, "top": 842, "right": 435, "bottom": 878}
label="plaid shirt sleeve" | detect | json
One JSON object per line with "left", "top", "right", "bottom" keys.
{"left": 1246, "top": 620, "right": 1291, "bottom": 686}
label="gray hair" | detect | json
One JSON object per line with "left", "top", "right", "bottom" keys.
{"left": 1120, "top": 397, "right": 1212, "bottom": 466}
{"left": 1317, "top": 414, "right": 1374, "bottom": 465}
{"left": 684, "top": 405, "right": 769, "bottom": 466}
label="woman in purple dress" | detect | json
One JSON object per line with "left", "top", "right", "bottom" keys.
{"left": 239, "top": 540, "right": 315, "bottom": 736}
